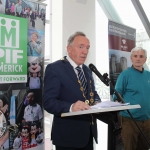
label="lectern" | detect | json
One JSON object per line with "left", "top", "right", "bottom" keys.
{"left": 61, "top": 104, "right": 141, "bottom": 150}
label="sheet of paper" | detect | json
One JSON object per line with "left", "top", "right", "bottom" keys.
{"left": 90, "top": 101, "right": 130, "bottom": 109}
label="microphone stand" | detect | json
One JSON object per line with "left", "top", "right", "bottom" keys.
{"left": 102, "top": 73, "right": 150, "bottom": 149}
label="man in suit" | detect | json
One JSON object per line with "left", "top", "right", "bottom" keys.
{"left": 43, "top": 31, "right": 101, "bottom": 150}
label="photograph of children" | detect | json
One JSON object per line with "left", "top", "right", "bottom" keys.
{"left": 27, "top": 29, "right": 44, "bottom": 57}
{"left": 3, "top": 0, "right": 46, "bottom": 30}
{"left": 26, "top": 57, "right": 43, "bottom": 90}
{"left": 0, "top": 93, "right": 9, "bottom": 150}
{"left": 18, "top": 122, "right": 44, "bottom": 150}
{"left": 11, "top": 116, "right": 44, "bottom": 150}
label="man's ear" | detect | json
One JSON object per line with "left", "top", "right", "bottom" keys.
{"left": 67, "top": 45, "right": 71, "bottom": 54}
{"left": 145, "top": 57, "right": 147, "bottom": 63}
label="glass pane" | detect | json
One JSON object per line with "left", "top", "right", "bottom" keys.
{"left": 139, "top": 0, "right": 150, "bottom": 22}
{"left": 110, "top": 0, "right": 145, "bottom": 33}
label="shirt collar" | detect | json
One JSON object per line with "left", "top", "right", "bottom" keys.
{"left": 66, "top": 55, "right": 83, "bottom": 69}
{"left": 131, "top": 65, "right": 144, "bottom": 73}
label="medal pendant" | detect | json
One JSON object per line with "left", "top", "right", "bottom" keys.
{"left": 85, "top": 100, "right": 89, "bottom": 105}
{"left": 90, "top": 98, "right": 94, "bottom": 104}
{"left": 90, "top": 92, "right": 94, "bottom": 96}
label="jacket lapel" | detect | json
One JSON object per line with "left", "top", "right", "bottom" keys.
{"left": 63, "top": 59, "right": 79, "bottom": 87}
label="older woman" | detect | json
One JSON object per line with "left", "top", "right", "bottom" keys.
{"left": 27, "top": 32, "right": 42, "bottom": 56}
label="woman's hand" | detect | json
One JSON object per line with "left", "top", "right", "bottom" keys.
{"left": 0, "top": 104, "right": 8, "bottom": 114}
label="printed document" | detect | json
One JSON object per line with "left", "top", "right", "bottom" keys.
{"left": 91, "top": 101, "right": 130, "bottom": 109}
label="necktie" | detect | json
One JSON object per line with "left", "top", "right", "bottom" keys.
{"left": 76, "top": 66, "right": 87, "bottom": 96}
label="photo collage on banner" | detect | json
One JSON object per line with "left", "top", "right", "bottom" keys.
{"left": 108, "top": 20, "right": 136, "bottom": 97}
{"left": 0, "top": 0, "right": 46, "bottom": 150}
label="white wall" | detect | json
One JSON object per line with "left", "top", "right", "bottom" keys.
{"left": 51, "top": 0, "right": 63, "bottom": 62}
{"left": 63, "top": 0, "right": 96, "bottom": 66}
{"left": 52, "top": 0, "right": 96, "bottom": 66}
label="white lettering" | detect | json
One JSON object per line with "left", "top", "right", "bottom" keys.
{"left": 6, "top": 49, "right": 11, "bottom": 63}
{"left": 3, "top": 76, "right": 25, "bottom": 81}
{"left": 0, "top": 48, "right": 23, "bottom": 64}
{"left": 0, "top": 49, "right": 4, "bottom": 58}
{"left": 13, "top": 50, "right": 23, "bottom": 63}
{"left": 0, "top": 63, "right": 23, "bottom": 72}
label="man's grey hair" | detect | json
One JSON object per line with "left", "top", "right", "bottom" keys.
{"left": 131, "top": 47, "right": 147, "bottom": 57}
{"left": 67, "top": 31, "right": 86, "bottom": 46}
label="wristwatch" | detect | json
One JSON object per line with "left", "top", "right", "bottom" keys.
{"left": 0, "top": 110, "right": 7, "bottom": 138}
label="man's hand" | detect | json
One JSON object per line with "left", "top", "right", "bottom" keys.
{"left": 72, "top": 100, "right": 90, "bottom": 112}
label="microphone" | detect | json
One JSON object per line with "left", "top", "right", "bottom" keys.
{"left": 89, "top": 63, "right": 109, "bottom": 86}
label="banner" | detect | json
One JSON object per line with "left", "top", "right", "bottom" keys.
{"left": 108, "top": 20, "right": 136, "bottom": 149}
{"left": 108, "top": 20, "right": 136, "bottom": 96}
{"left": 0, "top": 0, "right": 46, "bottom": 150}
{"left": 0, "top": 14, "right": 27, "bottom": 83}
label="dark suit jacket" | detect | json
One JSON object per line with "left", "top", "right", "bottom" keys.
{"left": 43, "top": 57, "right": 101, "bottom": 148}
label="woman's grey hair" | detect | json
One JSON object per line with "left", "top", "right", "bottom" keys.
{"left": 131, "top": 47, "right": 147, "bottom": 57}
{"left": 31, "top": 32, "right": 38, "bottom": 38}
{"left": 67, "top": 31, "right": 86, "bottom": 46}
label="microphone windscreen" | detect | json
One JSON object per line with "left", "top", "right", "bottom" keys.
{"left": 89, "top": 63, "right": 97, "bottom": 72}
